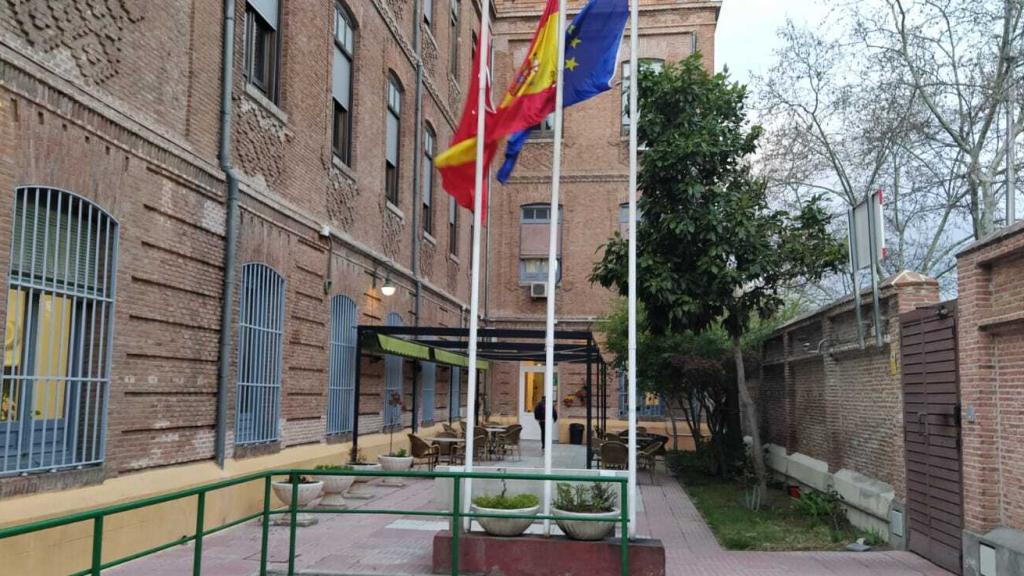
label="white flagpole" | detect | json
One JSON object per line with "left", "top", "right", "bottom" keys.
{"left": 626, "top": 0, "right": 640, "bottom": 539}
{"left": 542, "top": 0, "right": 569, "bottom": 537}
{"left": 462, "top": 2, "right": 490, "bottom": 531}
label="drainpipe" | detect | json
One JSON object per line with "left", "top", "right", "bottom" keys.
{"left": 215, "top": 0, "right": 241, "bottom": 469}
{"left": 409, "top": 0, "right": 425, "bottom": 433}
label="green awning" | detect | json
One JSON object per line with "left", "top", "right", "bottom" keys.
{"left": 373, "top": 334, "right": 432, "bottom": 361}
{"left": 368, "top": 334, "right": 489, "bottom": 370}
{"left": 434, "top": 348, "right": 490, "bottom": 371}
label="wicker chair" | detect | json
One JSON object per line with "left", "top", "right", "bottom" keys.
{"left": 495, "top": 425, "right": 523, "bottom": 461}
{"left": 441, "top": 422, "right": 458, "bottom": 436}
{"left": 600, "top": 441, "right": 629, "bottom": 470}
{"left": 434, "top": 430, "right": 458, "bottom": 463}
{"left": 451, "top": 433, "right": 488, "bottom": 464}
{"left": 408, "top": 434, "right": 440, "bottom": 471}
{"left": 639, "top": 439, "right": 666, "bottom": 484}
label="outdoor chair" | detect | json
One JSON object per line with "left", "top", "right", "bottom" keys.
{"left": 441, "top": 422, "right": 457, "bottom": 436}
{"left": 434, "top": 430, "right": 458, "bottom": 463}
{"left": 639, "top": 439, "right": 666, "bottom": 484}
{"left": 495, "top": 425, "right": 522, "bottom": 461}
{"left": 408, "top": 434, "right": 440, "bottom": 471}
{"left": 590, "top": 436, "right": 606, "bottom": 467}
{"left": 600, "top": 441, "right": 628, "bottom": 470}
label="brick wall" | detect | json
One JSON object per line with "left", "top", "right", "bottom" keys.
{"left": 956, "top": 221, "right": 1024, "bottom": 535}
{"left": 757, "top": 272, "right": 940, "bottom": 501}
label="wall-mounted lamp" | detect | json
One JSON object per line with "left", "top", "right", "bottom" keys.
{"left": 380, "top": 273, "right": 396, "bottom": 297}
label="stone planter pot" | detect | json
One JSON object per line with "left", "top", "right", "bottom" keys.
{"left": 271, "top": 480, "right": 324, "bottom": 526}
{"left": 378, "top": 455, "right": 414, "bottom": 471}
{"left": 471, "top": 504, "right": 539, "bottom": 537}
{"left": 552, "top": 507, "right": 619, "bottom": 541}
{"left": 348, "top": 463, "right": 381, "bottom": 483}
{"left": 314, "top": 474, "right": 355, "bottom": 508}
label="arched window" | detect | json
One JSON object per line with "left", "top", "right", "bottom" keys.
{"left": 519, "top": 204, "right": 562, "bottom": 284}
{"left": 235, "top": 263, "right": 285, "bottom": 445}
{"left": 1, "top": 187, "right": 118, "bottom": 474}
{"left": 332, "top": 2, "right": 356, "bottom": 165}
{"left": 422, "top": 123, "right": 436, "bottom": 236}
{"left": 327, "top": 295, "right": 357, "bottom": 435}
{"left": 385, "top": 73, "right": 403, "bottom": 205}
{"left": 383, "top": 312, "right": 403, "bottom": 428}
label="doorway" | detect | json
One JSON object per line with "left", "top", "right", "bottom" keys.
{"left": 519, "top": 363, "right": 558, "bottom": 441}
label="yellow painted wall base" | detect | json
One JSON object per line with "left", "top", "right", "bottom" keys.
{"left": 0, "top": 426, "right": 441, "bottom": 576}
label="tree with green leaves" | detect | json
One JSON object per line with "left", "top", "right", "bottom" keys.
{"left": 591, "top": 55, "right": 846, "bottom": 501}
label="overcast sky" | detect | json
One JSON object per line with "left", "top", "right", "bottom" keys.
{"left": 715, "top": 0, "right": 831, "bottom": 85}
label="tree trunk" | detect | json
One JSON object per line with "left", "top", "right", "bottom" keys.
{"left": 733, "top": 334, "right": 767, "bottom": 505}
{"left": 666, "top": 403, "right": 680, "bottom": 451}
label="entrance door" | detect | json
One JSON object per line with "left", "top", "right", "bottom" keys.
{"left": 900, "top": 302, "right": 962, "bottom": 575}
{"left": 519, "top": 364, "right": 557, "bottom": 441}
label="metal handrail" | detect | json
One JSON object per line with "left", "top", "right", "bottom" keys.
{"left": 0, "top": 468, "right": 630, "bottom": 576}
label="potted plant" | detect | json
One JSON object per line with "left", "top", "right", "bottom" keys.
{"left": 348, "top": 448, "right": 382, "bottom": 482}
{"left": 271, "top": 475, "right": 324, "bottom": 526}
{"left": 313, "top": 464, "right": 354, "bottom": 507}
{"left": 562, "top": 394, "right": 576, "bottom": 408}
{"left": 551, "top": 482, "right": 619, "bottom": 541}
{"left": 471, "top": 479, "right": 540, "bottom": 537}
{"left": 378, "top": 392, "right": 414, "bottom": 472}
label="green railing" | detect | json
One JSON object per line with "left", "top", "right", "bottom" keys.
{"left": 0, "top": 468, "right": 630, "bottom": 576}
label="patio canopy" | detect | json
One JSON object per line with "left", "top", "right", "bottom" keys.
{"left": 351, "top": 325, "right": 611, "bottom": 468}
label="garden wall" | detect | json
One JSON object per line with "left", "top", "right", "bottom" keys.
{"left": 756, "top": 271, "right": 940, "bottom": 544}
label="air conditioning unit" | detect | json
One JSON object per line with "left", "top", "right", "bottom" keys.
{"left": 530, "top": 282, "right": 548, "bottom": 299}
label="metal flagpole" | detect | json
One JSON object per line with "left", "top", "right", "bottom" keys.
{"left": 462, "top": 1, "right": 491, "bottom": 531}
{"left": 626, "top": 0, "right": 640, "bottom": 539}
{"left": 542, "top": 0, "right": 569, "bottom": 537}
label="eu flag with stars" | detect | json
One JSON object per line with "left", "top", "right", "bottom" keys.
{"left": 496, "top": 0, "right": 629, "bottom": 183}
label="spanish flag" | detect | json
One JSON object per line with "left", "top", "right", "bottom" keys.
{"left": 435, "top": 32, "right": 496, "bottom": 216}
{"left": 436, "top": 0, "right": 562, "bottom": 215}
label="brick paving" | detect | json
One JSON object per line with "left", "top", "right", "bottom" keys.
{"left": 110, "top": 444, "right": 953, "bottom": 575}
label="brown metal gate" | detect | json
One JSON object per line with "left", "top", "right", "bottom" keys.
{"left": 900, "top": 302, "right": 962, "bottom": 574}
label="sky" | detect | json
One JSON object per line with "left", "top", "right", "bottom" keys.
{"left": 715, "top": 0, "right": 831, "bottom": 85}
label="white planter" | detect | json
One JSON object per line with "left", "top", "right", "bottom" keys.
{"left": 378, "top": 455, "right": 414, "bottom": 472}
{"left": 471, "top": 504, "right": 539, "bottom": 537}
{"left": 271, "top": 481, "right": 324, "bottom": 526}
{"left": 349, "top": 463, "right": 381, "bottom": 483}
{"left": 315, "top": 474, "right": 355, "bottom": 507}
{"left": 552, "top": 507, "right": 619, "bottom": 541}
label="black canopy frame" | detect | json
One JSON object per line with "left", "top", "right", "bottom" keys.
{"left": 351, "top": 325, "right": 608, "bottom": 468}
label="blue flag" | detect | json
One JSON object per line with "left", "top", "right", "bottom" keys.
{"left": 496, "top": 0, "right": 628, "bottom": 183}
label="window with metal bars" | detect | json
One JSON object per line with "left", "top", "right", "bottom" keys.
{"left": 449, "top": 366, "right": 461, "bottom": 420}
{"left": 1, "top": 187, "right": 118, "bottom": 475}
{"left": 383, "top": 312, "right": 403, "bottom": 428}
{"left": 235, "top": 263, "right": 285, "bottom": 445}
{"left": 617, "top": 372, "right": 665, "bottom": 418}
{"left": 327, "top": 295, "right": 357, "bottom": 435}
{"left": 420, "top": 361, "right": 436, "bottom": 425}
{"left": 332, "top": 2, "right": 355, "bottom": 165}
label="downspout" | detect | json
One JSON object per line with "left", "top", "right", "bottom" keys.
{"left": 215, "top": 0, "right": 241, "bottom": 469}
{"left": 410, "top": 0, "right": 425, "bottom": 433}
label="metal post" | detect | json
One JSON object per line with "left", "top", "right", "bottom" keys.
{"left": 586, "top": 343, "right": 593, "bottom": 470}
{"left": 287, "top": 474, "right": 298, "bottom": 576}
{"left": 451, "top": 476, "right": 461, "bottom": 576}
{"left": 620, "top": 480, "right": 629, "bottom": 575}
{"left": 193, "top": 492, "right": 206, "bottom": 576}
{"left": 542, "top": 0, "right": 569, "bottom": 535}
{"left": 351, "top": 328, "right": 363, "bottom": 461}
{"left": 260, "top": 476, "right": 271, "bottom": 576}
{"left": 865, "top": 191, "right": 884, "bottom": 347}
{"left": 1008, "top": 50, "right": 1017, "bottom": 226}
{"left": 91, "top": 516, "right": 104, "bottom": 576}
{"left": 412, "top": 361, "right": 419, "bottom": 434}
{"left": 847, "top": 209, "right": 865, "bottom": 349}
{"left": 626, "top": 0, "right": 641, "bottom": 539}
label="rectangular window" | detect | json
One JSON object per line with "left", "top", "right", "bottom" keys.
{"left": 244, "top": 1, "right": 280, "bottom": 102}
{"left": 332, "top": 4, "right": 355, "bottom": 164}
{"left": 618, "top": 373, "right": 665, "bottom": 418}
{"left": 617, "top": 202, "right": 643, "bottom": 236}
{"left": 449, "top": 367, "right": 462, "bottom": 419}
{"left": 386, "top": 76, "right": 403, "bottom": 205}
{"left": 449, "top": 0, "right": 460, "bottom": 78}
{"left": 424, "top": 0, "right": 433, "bottom": 28}
{"left": 327, "top": 295, "right": 357, "bottom": 435}
{"left": 420, "top": 362, "right": 436, "bottom": 425}
{"left": 519, "top": 204, "right": 561, "bottom": 283}
{"left": 449, "top": 197, "right": 459, "bottom": 255}
{"left": 1, "top": 188, "right": 118, "bottom": 475}
{"left": 384, "top": 313, "right": 404, "bottom": 428}
{"left": 533, "top": 113, "right": 554, "bottom": 138}
{"left": 621, "top": 59, "right": 664, "bottom": 133}
{"left": 423, "top": 128, "right": 435, "bottom": 235}
{"left": 236, "top": 263, "right": 285, "bottom": 445}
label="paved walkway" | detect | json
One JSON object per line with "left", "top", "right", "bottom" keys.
{"left": 110, "top": 443, "right": 952, "bottom": 575}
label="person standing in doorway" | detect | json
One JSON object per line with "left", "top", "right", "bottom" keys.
{"left": 533, "top": 396, "right": 558, "bottom": 451}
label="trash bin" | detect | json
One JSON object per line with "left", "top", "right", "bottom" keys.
{"left": 569, "top": 423, "right": 585, "bottom": 445}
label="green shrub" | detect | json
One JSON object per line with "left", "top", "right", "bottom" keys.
{"left": 472, "top": 493, "right": 540, "bottom": 510}
{"left": 796, "top": 489, "right": 848, "bottom": 541}
{"left": 553, "top": 482, "right": 617, "bottom": 513}
{"left": 314, "top": 464, "right": 352, "bottom": 471}
{"left": 387, "top": 448, "right": 408, "bottom": 458}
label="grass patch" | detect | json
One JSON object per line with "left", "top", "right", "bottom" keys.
{"left": 675, "top": 453, "right": 881, "bottom": 552}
